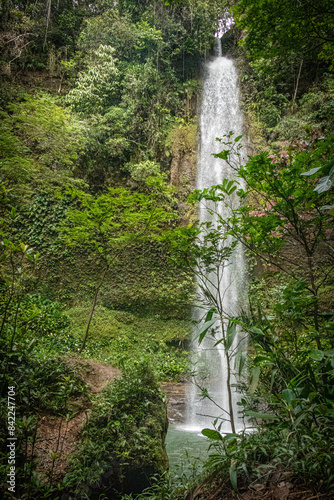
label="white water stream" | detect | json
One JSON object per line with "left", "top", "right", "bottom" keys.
{"left": 184, "top": 44, "right": 247, "bottom": 434}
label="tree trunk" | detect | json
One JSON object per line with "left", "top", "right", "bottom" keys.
{"left": 79, "top": 265, "right": 109, "bottom": 354}
{"left": 226, "top": 350, "right": 236, "bottom": 433}
{"left": 292, "top": 59, "right": 303, "bottom": 107}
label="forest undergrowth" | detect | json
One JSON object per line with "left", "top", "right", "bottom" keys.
{"left": 1, "top": 0, "right": 334, "bottom": 498}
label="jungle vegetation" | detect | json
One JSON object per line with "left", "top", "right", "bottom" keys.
{"left": 0, "top": 0, "right": 333, "bottom": 498}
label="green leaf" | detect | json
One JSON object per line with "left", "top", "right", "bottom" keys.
{"left": 293, "top": 412, "right": 307, "bottom": 427}
{"left": 234, "top": 135, "right": 243, "bottom": 143}
{"left": 201, "top": 428, "right": 223, "bottom": 440}
{"left": 229, "top": 460, "right": 238, "bottom": 492}
{"left": 204, "top": 307, "right": 217, "bottom": 323}
{"left": 270, "top": 368, "right": 278, "bottom": 392}
{"left": 249, "top": 366, "right": 261, "bottom": 394}
{"left": 248, "top": 327, "right": 264, "bottom": 336}
{"left": 198, "top": 318, "right": 217, "bottom": 344}
{"left": 281, "top": 389, "right": 296, "bottom": 405}
{"left": 235, "top": 350, "right": 247, "bottom": 376}
{"left": 244, "top": 410, "right": 279, "bottom": 420}
{"left": 253, "top": 355, "right": 270, "bottom": 363}
{"left": 309, "top": 350, "right": 324, "bottom": 361}
{"left": 225, "top": 321, "right": 237, "bottom": 351}
{"left": 212, "top": 149, "right": 229, "bottom": 160}
{"left": 301, "top": 166, "right": 322, "bottom": 176}
{"left": 224, "top": 433, "right": 239, "bottom": 443}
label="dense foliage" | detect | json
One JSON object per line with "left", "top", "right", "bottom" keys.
{"left": 180, "top": 132, "right": 334, "bottom": 495}
{"left": 65, "top": 361, "right": 168, "bottom": 498}
{"left": 229, "top": 0, "right": 334, "bottom": 147}
{"left": 175, "top": 1, "right": 334, "bottom": 496}
{"left": 1, "top": 0, "right": 225, "bottom": 191}
{"left": 1, "top": 0, "right": 334, "bottom": 498}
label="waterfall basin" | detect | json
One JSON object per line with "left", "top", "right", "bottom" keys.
{"left": 165, "top": 424, "right": 210, "bottom": 475}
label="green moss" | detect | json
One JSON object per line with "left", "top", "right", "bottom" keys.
{"left": 66, "top": 304, "right": 191, "bottom": 380}
{"left": 35, "top": 241, "right": 195, "bottom": 319}
{"left": 166, "top": 121, "right": 197, "bottom": 167}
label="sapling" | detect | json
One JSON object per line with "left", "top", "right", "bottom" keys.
{"left": 166, "top": 209, "right": 246, "bottom": 433}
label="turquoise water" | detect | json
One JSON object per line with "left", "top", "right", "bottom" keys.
{"left": 165, "top": 425, "right": 211, "bottom": 476}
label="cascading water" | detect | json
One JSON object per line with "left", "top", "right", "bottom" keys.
{"left": 184, "top": 43, "right": 247, "bottom": 434}
{"left": 165, "top": 41, "right": 248, "bottom": 470}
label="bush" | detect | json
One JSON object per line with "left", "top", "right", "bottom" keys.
{"left": 0, "top": 347, "right": 87, "bottom": 498}
{"left": 65, "top": 360, "right": 169, "bottom": 498}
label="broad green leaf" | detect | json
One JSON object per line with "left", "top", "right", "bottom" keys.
{"left": 212, "top": 149, "right": 229, "bottom": 160}
{"left": 201, "top": 428, "right": 223, "bottom": 440}
{"left": 281, "top": 389, "right": 296, "bottom": 405}
{"left": 224, "top": 433, "right": 239, "bottom": 443}
{"left": 309, "top": 350, "right": 324, "bottom": 361}
{"left": 248, "top": 327, "right": 264, "bottom": 336}
{"left": 308, "top": 392, "right": 318, "bottom": 402}
{"left": 253, "top": 355, "right": 270, "bottom": 363}
{"left": 301, "top": 166, "right": 322, "bottom": 176}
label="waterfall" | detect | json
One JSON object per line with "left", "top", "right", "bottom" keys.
{"left": 185, "top": 44, "right": 247, "bottom": 434}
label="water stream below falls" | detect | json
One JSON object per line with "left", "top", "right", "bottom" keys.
{"left": 166, "top": 45, "right": 247, "bottom": 469}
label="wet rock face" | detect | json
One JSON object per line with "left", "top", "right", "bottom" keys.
{"left": 83, "top": 386, "right": 182, "bottom": 499}
{"left": 169, "top": 123, "right": 197, "bottom": 189}
{"left": 170, "top": 153, "right": 196, "bottom": 188}
{"left": 163, "top": 381, "right": 190, "bottom": 425}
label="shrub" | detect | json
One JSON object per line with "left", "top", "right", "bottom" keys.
{"left": 65, "top": 360, "right": 169, "bottom": 498}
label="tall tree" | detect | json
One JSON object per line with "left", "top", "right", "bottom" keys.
{"left": 233, "top": 0, "right": 334, "bottom": 68}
